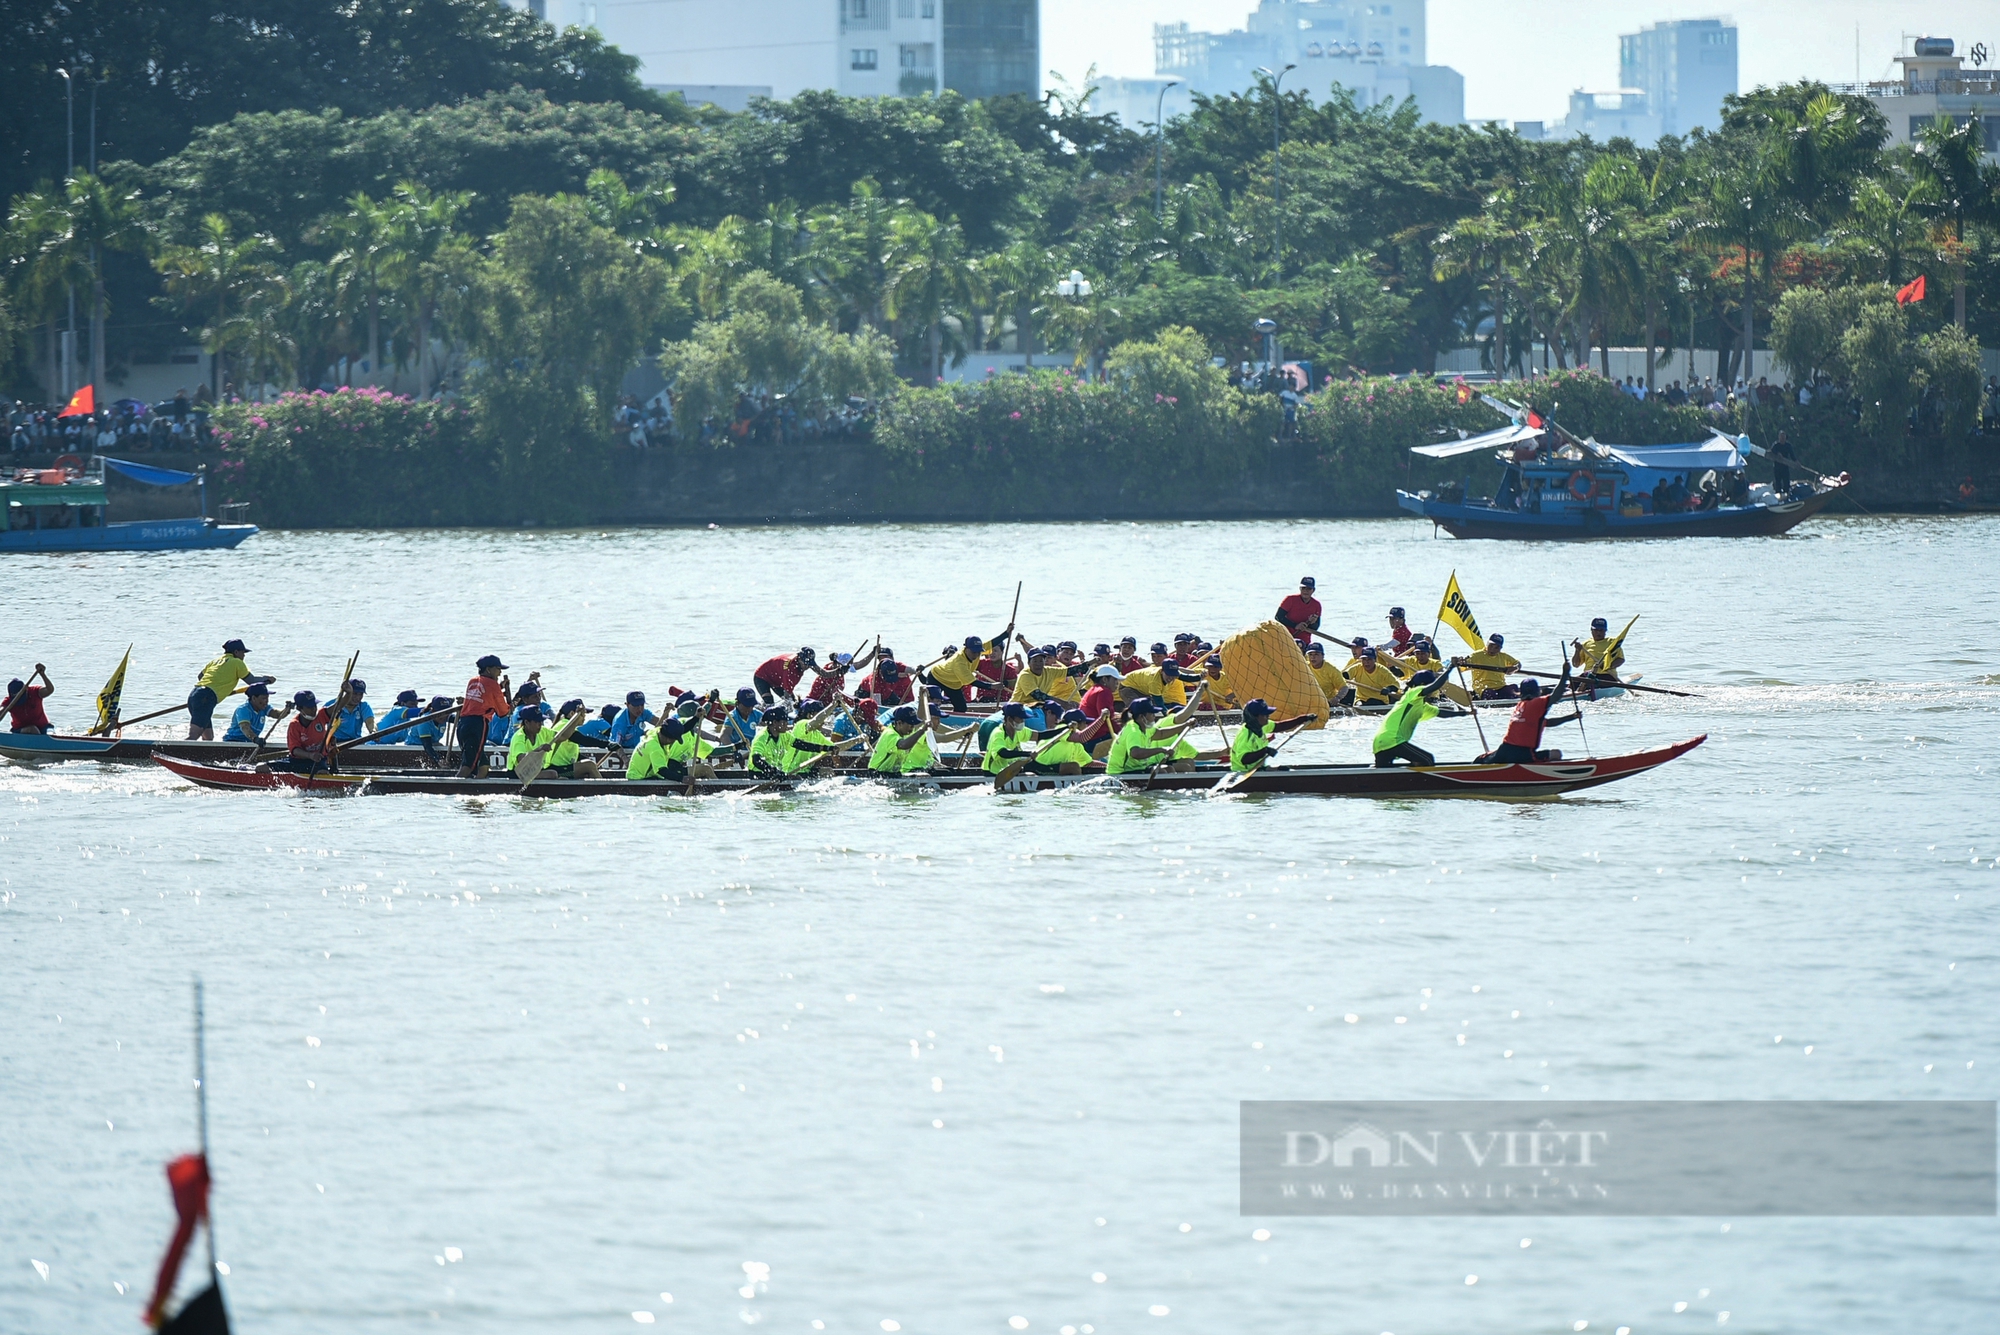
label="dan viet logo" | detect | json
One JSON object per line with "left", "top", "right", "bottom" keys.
{"left": 1286, "top": 1119, "right": 1611, "bottom": 1170}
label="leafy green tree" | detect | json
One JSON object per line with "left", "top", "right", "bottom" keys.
{"left": 378, "top": 183, "right": 476, "bottom": 397}
{"left": 468, "top": 193, "right": 669, "bottom": 492}
{"left": 1768, "top": 284, "right": 1869, "bottom": 386}
{"left": 1838, "top": 298, "right": 1924, "bottom": 442}
{"left": 658, "top": 270, "right": 897, "bottom": 432}
{"left": 1912, "top": 115, "right": 1997, "bottom": 328}
{"left": 1919, "top": 323, "right": 1984, "bottom": 441}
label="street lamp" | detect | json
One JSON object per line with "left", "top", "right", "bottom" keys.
{"left": 1153, "top": 79, "right": 1180, "bottom": 219}
{"left": 1254, "top": 316, "right": 1279, "bottom": 375}
{"left": 56, "top": 68, "right": 75, "bottom": 398}
{"left": 1255, "top": 64, "right": 1296, "bottom": 281}
{"left": 1056, "top": 270, "right": 1092, "bottom": 299}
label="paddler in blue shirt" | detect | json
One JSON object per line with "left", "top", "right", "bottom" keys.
{"left": 720, "top": 688, "right": 763, "bottom": 749}
{"left": 226, "top": 681, "right": 289, "bottom": 746}
{"left": 607, "top": 691, "right": 656, "bottom": 752}
{"left": 330, "top": 679, "right": 375, "bottom": 744}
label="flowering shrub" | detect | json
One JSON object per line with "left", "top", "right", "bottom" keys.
{"left": 1289, "top": 376, "right": 1493, "bottom": 498}
{"left": 211, "top": 388, "right": 497, "bottom": 526}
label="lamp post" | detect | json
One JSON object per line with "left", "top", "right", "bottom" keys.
{"left": 1056, "top": 270, "right": 1094, "bottom": 377}
{"left": 1255, "top": 64, "right": 1296, "bottom": 281}
{"left": 57, "top": 67, "right": 76, "bottom": 398}
{"left": 1153, "top": 79, "right": 1180, "bottom": 219}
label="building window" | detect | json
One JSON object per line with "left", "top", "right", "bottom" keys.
{"left": 852, "top": 48, "right": 879, "bottom": 69}
{"left": 921, "top": 0, "right": 933, "bottom": 15}
{"left": 849, "top": 0, "right": 867, "bottom": 17}
{"left": 897, "top": 0, "right": 913, "bottom": 15}
{"left": 1399, "top": 43, "right": 1409, "bottom": 54}
{"left": 1398, "top": 26, "right": 1409, "bottom": 35}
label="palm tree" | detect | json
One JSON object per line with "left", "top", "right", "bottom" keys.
{"left": 155, "top": 213, "right": 286, "bottom": 394}
{"left": 1846, "top": 171, "right": 1925, "bottom": 286}
{"left": 885, "top": 212, "right": 983, "bottom": 384}
{"left": 323, "top": 193, "right": 394, "bottom": 384}
{"left": 5, "top": 185, "right": 89, "bottom": 398}
{"left": 57, "top": 174, "right": 150, "bottom": 396}
{"left": 808, "top": 180, "right": 903, "bottom": 331}
{"left": 379, "top": 182, "right": 474, "bottom": 397}
{"left": 1912, "top": 115, "right": 1992, "bottom": 328}
{"left": 983, "top": 240, "right": 1061, "bottom": 371}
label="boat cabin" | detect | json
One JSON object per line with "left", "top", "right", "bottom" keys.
{"left": 4, "top": 467, "right": 109, "bottom": 533}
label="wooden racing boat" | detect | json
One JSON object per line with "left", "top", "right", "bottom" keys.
{"left": 152, "top": 736, "right": 1703, "bottom": 799}
{"left": 0, "top": 730, "right": 493, "bottom": 768}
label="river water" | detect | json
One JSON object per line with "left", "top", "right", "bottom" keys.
{"left": 3, "top": 516, "right": 1997, "bottom": 1335}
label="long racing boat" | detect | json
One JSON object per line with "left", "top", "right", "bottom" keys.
{"left": 151, "top": 736, "right": 1703, "bottom": 800}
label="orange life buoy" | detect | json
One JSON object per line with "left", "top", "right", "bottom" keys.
{"left": 53, "top": 453, "right": 85, "bottom": 474}
{"left": 1568, "top": 469, "right": 1597, "bottom": 500}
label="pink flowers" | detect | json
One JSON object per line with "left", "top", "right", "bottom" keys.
{"left": 1010, "top": 411, "right": 1022, "bottom": 420}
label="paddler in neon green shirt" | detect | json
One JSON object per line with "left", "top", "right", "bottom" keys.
{"left": 748, "top": 701, "right": 862, "bottom": 778}
{"left": 1105, "top": 686, "right": 1209, "bottom": 775}
{"left": 1228, "top": 698, "right": 1314, "bottom": 772}
{"left": 1034, "top": 710, "right": 1097, "bottom": 775}
{"left": 1371, "top": 670, "right": 1451, "bottom": 767}
{"left": 868, "top": 697, "right": 973, "bottom": 774}
{"left": 980, "top": 703, "right": 1039, "bottom": 775}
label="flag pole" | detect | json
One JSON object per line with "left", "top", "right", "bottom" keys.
{"left": 195, "top": 976, "right": 216, "bottom": 1279}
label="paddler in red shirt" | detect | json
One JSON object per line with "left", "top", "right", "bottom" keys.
{"left": 456, "top": 653, "right": 513, "bottom": 778}
{"left": 754, "top": 647, "right": 842, "bottom": 705}
{"left": 1481, "top": 666, "right": 1582, "bottom": 764}
{"left": 283, "top": 690, "right": 333, "bottom": 771}
{"left": 857, "top": 650, "right": 915, "bottom": 706}
{"left": 5, "top": 665, "right": 55, "bottom": 734}
{"left": 1075, "top": 664, "right": 1123, "bottom": 758}
{"left": 1275, "top": 577, "right": 1321, "bottom": 647}
{"left": 1112, "top": 637, "right": 1146, "bottom": 675}
{"left": 1385, "top": 606, "right": 1414, "bottom": 654}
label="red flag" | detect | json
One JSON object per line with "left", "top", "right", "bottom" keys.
{"left": 61, "top": 383, "right": 95, "bottom": 417}
{"left": 1526, "top": 410, "right": 1544, "bottom": 429}
{"left": 145, "top": 1154, "right": 210, "bottom": 1328}
{"left": 1895, "top": 275, "right": 1926, "bottom": 305}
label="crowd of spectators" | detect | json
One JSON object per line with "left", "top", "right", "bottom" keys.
{"left": 6, "top": 385, "right": 240, "bottom": 455}
{"left": 617, "top": 390, "right": 879, "bottom": 449}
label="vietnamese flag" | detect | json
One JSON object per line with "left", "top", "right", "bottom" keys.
{"left": 1526, "top": 410, "right": 1544, "bottom": 429}
{"left": 144, "top": 1154, "right": 219, "bottom": 1330}
{"left": 61, "top": 383, "right": 95, "bottom": 417}
{"left": 1895, "top": 274, "right": 1926, "bottom": 305}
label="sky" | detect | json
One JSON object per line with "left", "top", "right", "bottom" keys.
{"left": 1041, "top": 1, "right": 2000, "bottom": 126}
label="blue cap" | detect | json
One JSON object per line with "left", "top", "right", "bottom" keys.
{"left": 426, "top": 695, "right": 455, "bottom": 714}
{"left": 1243, "top": 698, "right": 1272, "bottom": 716}
{"left": 1130, "top": 696, "right": 1162, "bottom": 715}
{"left": 1174, "top": 632, "right": 1196, "bottom": 644}
{"left": 346, "top": 678, "right": 365, "bottom": 695}
{"left": 1159, "top": 662, "right": 1183, "bottom": 678}
{"left": 1299, "top": 576, "right": 1315, "bottom": 589}
{"left": 735, "top": 688, "right": 758, "bottom": 705}
{"left": 293, "top": 689, "right": 317, "bottom": 709}
{"left": 394, "top": 689, "right": 420, "bottom": 705}
{"left": 626, "top": 690, "right": 647, "bottom": 704}
{"left": 676, "top": 695, "right": 701, "bottom": 716}
{"left": 890, "top": 705, "right": 920, "bottom": 724}
{"left": 477, "top": 654, "right": 506, "bottom": 670}
{"left": 1388, "top": 606, "right": 1406, "bottom": 619}
{"left": 764, "top": 705, "right": 791, "bottom": 722}
{"left": 246, "top": 680, "right": 270, "bottom": 697}
{"left": 1001, "top": 702, "right": 1028, "bottom": 719}
{"left": 1490, "top": 633, "right": 1505, "bottom": 647}
{"left": 964, "top": 635, "right": 984, "bottom": 650}
{"left": 559, "top": 697, "right": 585, "bottom": 714}
{"left": 1150, "top": 642, "right": 1168, "bottom": 654}
{"left": 1057, "top": 640, "right": 1078, "bottom": 651}
{"left": 516, "top": 680, "right": 543, "bottom": 698}
{"left": 1060, "top": 709, "right": 1088, "bottom": 725}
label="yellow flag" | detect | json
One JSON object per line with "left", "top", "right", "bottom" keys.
{"left": 1602, "top": 614, "right": 1640, "bottom": 666}
{"left": 95, "top": 645, "right": 132, "bottom": 734}
{"left": 1438, "top": 572, "right": 1484, "bottom": 652}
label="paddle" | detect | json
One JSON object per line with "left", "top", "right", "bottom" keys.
{"left": 1, "top": 667, "right": 44, "bottom": 726}
{"left": 989, "top": 722, "right": 1065, "bottom": 791}
{"left": 304, "top": 651, "right": 361, "bottom": 782}
{"left": 1137, "top": 680, "right": 1209, "bottom": 791}
{"left": 1497, "top": 665, "right": 1694, "bottom": 699}
{"left": 86, "top": 687, "right": 247, "bottom": 737}
{"left": 1210, "top": 716, "right": 1308, "bottom": 795}
{"left": 514, "top": 709, "right": 586, "bottom": 792}
{"left": 331, "top": 703, "right": 458, "bottom": 754}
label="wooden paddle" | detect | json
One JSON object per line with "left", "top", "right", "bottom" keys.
{"left": 515, "top": 709, "right": 587, "bottom": 792}
{"left": 1210, "top": 715, "right": 1307, "bottom": 795}
{"left": 303, "top": 651, "right": 361, "bottom": 781}
{"left": 86, "top": 686, "right": 247, "bottom": 737}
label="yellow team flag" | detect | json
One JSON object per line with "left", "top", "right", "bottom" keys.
{"left": 1598, "top": 614, "right": 1640, "bottom": 670}
{"left": 1438, "top": 572, "right": 1484, "bottom": 652}
{"left": 95, "top": 645, "right": 132, "bottom": 734}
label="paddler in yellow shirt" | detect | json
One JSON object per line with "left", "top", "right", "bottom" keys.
{"left": 1400, "top": 636, "right": 1472, "bottom": 707}
{"left": 1457, "top": 632, "right": 1522, "bottom": 699}
{"left": 1303, "top": 641, "right": 1352, "bottom": 706}
{"left": 1194, "top": 653, "right": 1241, "bottom": 711}
{"left": 1011, "top": 644, "right": 1081, "bottom": 709}
{"left": 1116, "top": 659, "right": 1189, "bottom": 707}
{"left": 923, "top": 633, "right": 1009, "bottom": 711}
{"left": 1342, "top": 644, "right": 1404, "bottom": 706}
{"left": 1570, "top": 617, "right": 1626, "bottom": 680}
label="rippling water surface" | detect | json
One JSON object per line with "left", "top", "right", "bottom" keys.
{"left": 3, "top": 515, "right": 1998, "bottom": 1335}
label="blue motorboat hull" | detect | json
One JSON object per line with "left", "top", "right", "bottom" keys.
{"left": 0, "top": 519, "right": 257, "bottom": 552}
{"left": 1397, "top": 488, "right": 1839, "bottom": 539}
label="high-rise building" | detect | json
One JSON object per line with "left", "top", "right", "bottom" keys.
{"left": 1618, "top": 18, "right": 1737, "bottom": 137}
{"left": 525, "top": 0, "right": 1025, "bottom": 110}
{"left": 942, "top": 0, "right": 1039, "bottom": 102}
{"left": 1151, "top": 0, "right": 1463, "bottom": 127}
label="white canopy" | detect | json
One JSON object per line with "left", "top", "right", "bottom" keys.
{"left": 1596, "top": 440, "right": 1745, "bottom": 473}
{"left": 1409, "top": 422, "right": 1545, "bottom": 459}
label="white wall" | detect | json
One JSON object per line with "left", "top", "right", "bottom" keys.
{"left": 593, "top": 0, "right": 841, "bottom": 99}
